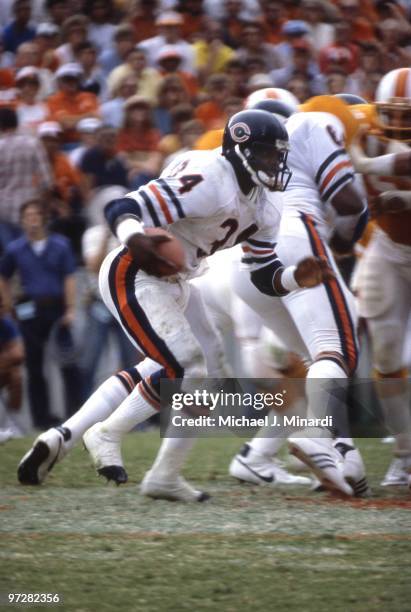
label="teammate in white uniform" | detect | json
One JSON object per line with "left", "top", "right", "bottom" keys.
{"left": 249, "top": 96, "right": 370, "bottom": 496}
{"left": 77, "top": 109, "right": 332, "bottom": 501}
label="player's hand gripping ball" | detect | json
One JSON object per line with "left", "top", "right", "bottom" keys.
{"left": 127, "top": 228, "right": 186, "bottom": 277}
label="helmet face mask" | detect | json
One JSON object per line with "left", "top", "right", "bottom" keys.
{"left": 375, "top": 98, "right": 411, "bottom": 143}
{"left": 236, "top": 140, "right": 291, "bottom": 191}
{"left": 222, "top": 109, "right": 292, "bottom": 192}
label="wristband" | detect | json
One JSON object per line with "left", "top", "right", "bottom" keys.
{"left": 280, "top": 265, "right": 299, "bottom": 292}
{"left": 116, "top": 217, "right": 144, "bottom": 244}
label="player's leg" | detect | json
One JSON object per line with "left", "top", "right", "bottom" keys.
{"left": 140, "top": 282, "right": 231, "bottom": 501}
{"left": 277, "top": 214, "right": 364, "bottom": 496}
{"left": 83, "top": 248, "right": 208, "bottom": 493}
{"left": 357, "top": 235, "right": 411, "bottom": 485}
{"left": 17, "top": 361, "right": 158, "bottom": 485}
{"left": 228, "top": 263, "right": 312, "bottom": 486}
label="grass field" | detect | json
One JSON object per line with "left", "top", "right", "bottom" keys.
{"left": 0, "top": 433, "right": 410, "bottom": 612}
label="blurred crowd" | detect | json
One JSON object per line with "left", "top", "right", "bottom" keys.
{"left": 0, "top": 0, "right": 411, "bottom": 435}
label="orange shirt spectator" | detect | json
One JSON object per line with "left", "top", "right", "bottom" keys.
{"left": 194, "top": 74, "right": 233, "bottom": 130}
{"left": 46, "top": 63, "right": 99, "bottom": 142}
{"left": 37, "top": 121, "right": 83, "bottom": 204}
{"left": 156, "top": 46, "right": 199, "bottom": 98}
{"left": 0, "top": 69, "right": 17, "bottom": 108}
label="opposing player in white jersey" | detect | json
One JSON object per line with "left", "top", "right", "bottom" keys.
{"left": 347, "top": 69, "right": 411, "bottom": 487}
{"left": 78, "top": 109, "right": 332, "bottom": 501}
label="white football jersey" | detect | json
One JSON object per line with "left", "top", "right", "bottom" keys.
{"left": 123, "top": 148, "right": 283, "bottom": 278}
{"left": 284, "top": 111, "right": 355, "bottom": 239}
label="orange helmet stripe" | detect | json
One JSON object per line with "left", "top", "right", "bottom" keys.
{"left": 395, "top": 68, "right": 409, "bottom": 98}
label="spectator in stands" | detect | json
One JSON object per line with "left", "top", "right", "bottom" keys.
{"left": 0, "top": 68, "right": 17, "bottom": 108}
{"left": 0, "top": 32, "right": 16, "bottom": 69}
{"left": 74, "top": 41, "right": 107, "bottom": 99}
{"left": 219, "top": 0, "right": 248, "bottom": 49}
{"left": 54, "top": 15, "right": 89, "bottom": 66}
{"left": 318, "top": 20, "right": 359, "bottom": 75}
{"left": 34, "top": 22, "right": 60, "bottom": 72}
{"left": 0, "top": 200, "right": 85, "bottom": 429}
{"left": 69, "top": 116, "right": 102, "bottom": 168}
{"left": 98, "top": 23, "right": 136, "bottom": 78}
{"left": 286, "top": 74, "right": 311, "bottom": 102}
{"left": 3, "top": 0, "right": 35, "bottom": 54}
{"left": 106, "top": 46, "right": 161, "bottom": 106}
{"left": 84, "top": 0, "right": 116, "bottom": 54}
{"left": 45, "top": 0, "right": 71, "bottom": 28}
{"left": 260, "top": 0, "right": 287, "bottom": 45}
{"left": 177, "top": 0, "right": 206, "bottom": 41}
{"left": 324, "top": 67, "right": 348, "bottom": 95}
{"left": 102, "top": 73, "right": 138, "bottom": 129}
{"left": 80, "top": 124, "right": 129, "bottom": 191}
{"left": 375, "top": 17, "right": 411, "bottom": 73}
{"left": 299, "top": 0, "right": 335, "bottom": 52}
{"left": 235, "top": 21, "right": 283, "bottom": 72}
{"left": 223, "top": 57, "right": 249, "bottom": 98}
{"left": 38, "top": 121, "right": 87, "bottom": 262}
{"left": 0, "top": 107, "right": 52, "bottom": 253}
{"left": 155, "top": 46, "right": 199, "bottom": 99}
{"left": 139, "top": 11, "right": 197, "bottom": 75}
{"left": 336, "top": 0, "right": 376, "bottom": 44}
{"left": 15, "top": 41, "right": 54, "bottom": 99}
{"left": 192, "top": 18, "right": 235, "bottom": 86}
{"left": 81, "top": 186, "right": 137, "bottom": 396}
{"left": 46, "top": 62, "right": 100, "bottom": 146}
{"left": 0, "top": 301, "right": 24, "bottom": 441}
{"left": 161, "top": 118, "right": 204, "bottom": 169}
{"left": 128, "top": 0, "right": 158, "bottom": 44}
{"left": 158, "top": 103, "right": 195, "bottom": 161}
{"left": 153, "top": 74, "right": 190, "bottom": 135}
{"left": 117, "top": 95, "right": 162, "bottom": 189}
{"left": 270, "top": 39, "right": 324, "bottom": 94}
{"left": 194, "top": 73, "right": 234, "bottom": 129}
{"left": 274, "top": 19, "right": 311, "bottom": 65}
{"left": 347, "top": 41, "right": 383, "bottom": 100}
{"left": 15, "top": 66, "right": 48, "bottom": 134}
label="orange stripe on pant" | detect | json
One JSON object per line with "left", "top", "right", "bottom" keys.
{"left": 303, "top": 215, "right": 357, "bottom": 373}
{"left": 114, "top": 252, "right": 178, "bottom": 379}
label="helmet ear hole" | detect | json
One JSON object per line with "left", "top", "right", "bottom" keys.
{"left": 222, "top": 109, "right": 292, "bottom": 191}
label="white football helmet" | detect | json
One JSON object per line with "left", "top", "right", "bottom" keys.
{"left": 374, "top": 68, "right": 411, "bottom": 142}
{"left": 244, "top": 87, "right": 299, "bottom": 114}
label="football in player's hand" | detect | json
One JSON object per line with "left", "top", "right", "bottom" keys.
{"left": 144, "top": 227, "right": 186, "bottom": 276}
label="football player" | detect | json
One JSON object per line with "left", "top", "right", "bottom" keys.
{"left": 347, "top": 68, "right": 411, "bottom": 487}
{"left": 79, "top": 109, "right": 333, "bottom": 501}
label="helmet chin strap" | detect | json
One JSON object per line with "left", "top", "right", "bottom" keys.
{"left": 234, "top": 144, "right": 276, "bottom": 190}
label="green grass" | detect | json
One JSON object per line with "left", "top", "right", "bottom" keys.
{"left": 0, "top": 434, "right": 410, "bottom": 612}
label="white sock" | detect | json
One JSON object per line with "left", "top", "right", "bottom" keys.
{"left": 149, "top": 437, "right": 196, "bottom": 480}
{"left": 100, "top": 383, "right": 157, "bottom": 437}
{"left": 375, "top": 377, "right": 411, "bottom": 456}
{"left": 250, "top": 397, "right": 307, "bottom": 457}
{"left": 306, "top": 359, "right": 349, "bottom": 438}
{"left": 64, "top": 375, "right": 131, "bottom": 447}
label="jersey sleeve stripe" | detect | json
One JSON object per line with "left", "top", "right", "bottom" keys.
{"left": 322, "top": 172, "right": 354, "bottom": 202}
{"left": 157, "top": 179, "right": 185, "bottom": 219}
{"left": 315, "top": 149, "right": 345, "bottom": 185}
{"left": 139, "top": 190, "right": 161, "bottom": 226}
{"left": 241, "top": 254, "right": 279, "bottom": 265}
{"left": 148, "top": 183, "right": 173, "bottom": 224}
{"left": 319, "top": 160, "right": 353, "bottom": 194}
{"left": 242, "top": 246, "right": 275, "bottom": 255}
{"left": 246, "top": 237, "right": 275, "bottom": 248}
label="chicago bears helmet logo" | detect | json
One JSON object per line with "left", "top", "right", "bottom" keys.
{"left": 230, "top": 122, "right": 251, "bottom": 143}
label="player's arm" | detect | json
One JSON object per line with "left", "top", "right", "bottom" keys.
{"left": 329, "top": 177, "right": 369, "bottom": 254}
{"left": 104, "top": 160, "right": 210, "bottom": 276}
{"left": 349, "top": 142, "right": 411, "bottom": 177}
{"left": 371, "top": 190, "right": 411, "bottom": 216}
{"left": 241, "top": 237, "right": 334, "bottom": 297}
